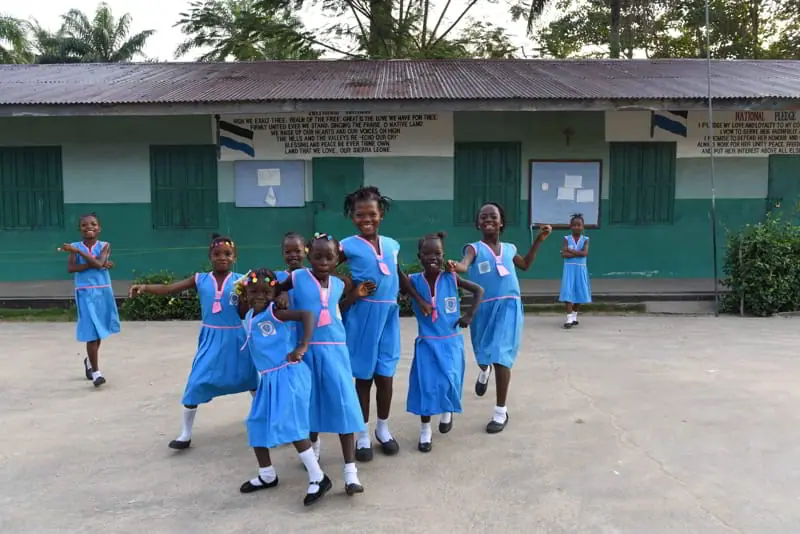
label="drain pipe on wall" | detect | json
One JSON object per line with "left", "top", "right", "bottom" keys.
{"left": 704, "top": 0, "right": 721, "bottom": 317}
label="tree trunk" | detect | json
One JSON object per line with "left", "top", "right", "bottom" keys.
{"left": 609, "top": 0, "right": 621, "bottom": 58}
{"left": 368, "top": 0, "right": 393, "bottom": 58}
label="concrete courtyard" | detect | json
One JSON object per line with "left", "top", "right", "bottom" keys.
{"left": 1, "top": 316, "right": 799, "bottom": 534}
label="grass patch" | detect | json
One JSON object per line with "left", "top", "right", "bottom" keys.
{"left": 0, "top": 307, "right": 77, "bottom": 322}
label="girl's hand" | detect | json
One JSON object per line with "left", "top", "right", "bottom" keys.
{"left": 356, "top": 281, "right": 376, "bottom": 298}
{"left": 104, "top": 260, "right": 115, "bottom": 269}
{"left": 537, "top": 225, "right": 552, "bottom": 241}
{"left": 446, "top": 260, "right": 466, "bottom": 273}
{"left": 418, "top": 300, "right": 433, "bottom": 317}
{"left": 128, "top": 284, "right": 147, "bottom": 298}
{"left": 275, "top": 293, "right": 289, "bottom": 310}
{"left": 456, "top": 313, "right": 473, "bottom": 328}
{"left": 59, "top": 243, "right": 77, "bottom": 253}
{"left": 287, "top": 343, "right": 308, "bottom": 362}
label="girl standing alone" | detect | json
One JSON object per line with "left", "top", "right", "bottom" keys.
{"left": 339, "top": 186, "right": 430, "bottom": 461}
{"left": 559, "top": 213, "right": 591, "bottom": 328}
{"left": 407, "top": 232, "right": 484, "bottom": 452}
{"left": 128, "top": 234, "right": 259, "bottom": 449}
{"left": 60, "top": 212, "right": 120, "bottom": 388}
{"left": 448, "top": 203, "right": 551, "bottom": 433}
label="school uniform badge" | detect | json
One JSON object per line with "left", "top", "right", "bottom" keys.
{"left": 258, "top": 321, "right": 276, "bottom": 336}
{"left": 229, "top": 293, "right": 239, "bottom": 306}
{"left": 478, "top": 261, "right": 491, "bottom": 274}
{"left": 444, "top": 297, "right": 458, "bottom": 314}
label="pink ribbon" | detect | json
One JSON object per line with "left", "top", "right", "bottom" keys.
{"left": 306, "top": 269, "right": 333, "bottom": 327}
{"left": 421, "top": 273, "right": 440, "bottom": 322}
{"left": 355, "top": 235, "right": 391, "bottom": 277}
{"left": 480, "top": 242, "right": 510, "bottom": 277}
{"left": 211, "top": 272, "right": 233, "bottom": 314}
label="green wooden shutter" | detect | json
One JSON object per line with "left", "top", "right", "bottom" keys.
{"left": 0, "top": 146, "right": 63, "bottom": 230}
{"left": 454, "top": 142, "right": 521, "bottom": 225}
{"left": 609, "top": 142, "right": 675, "bottom": 225}
{"left": 150, "top": 145, "right": 218, "bottom": 229}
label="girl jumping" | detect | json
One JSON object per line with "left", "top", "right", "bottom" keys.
{"left": 339, "top": 186, "right": 430, "bottom": 461}
{"left": 407, "top": 232, "right": 484, "bottom": 452}
{"left": 238, "top": 268, "right": 331, "bottom": 506}
{"left": 128, "top": 234, "right": 259, "bottom": 449}
{"left": 448, "top": 203, "right": 551, "bottom": 434}
{"left": 560, "top": 213, "right": 591, "bottom": 328}
{"left": 276, "top": 233, "right": 366, "bottom": 494}
{"left": 60, "top": 212, "right": 120, "bottom": 388}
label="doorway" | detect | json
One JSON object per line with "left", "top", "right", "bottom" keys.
{"left": 767, "top": 155, "right": 800, "bottom": 224}
{"left": 311, "top": 157, "right": 365, "bottom": 238}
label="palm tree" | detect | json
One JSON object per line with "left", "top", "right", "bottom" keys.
{"left": 0, "top": 15, "right": 32, "bottom": 63}
{"left": 174, "top": 0, "right": 320, "bottom": 61}
{"left": 28, "top": 20, "right": 90, "bottom": 64}
{"left": 58, "top": 2, "right": 155, "bottom": 62}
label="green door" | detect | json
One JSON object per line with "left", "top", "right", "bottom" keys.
{"left": 767, "top": 156, "right": 800, "bottom": 223}
{"left": 311, "top": 157, "right": 364, "bottom": 238}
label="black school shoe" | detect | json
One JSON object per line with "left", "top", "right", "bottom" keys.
{"left": 84, "top": 358, "right": 93, "bottom": 380}
{"left": 375, "top": 432, "right": 400, "bottom": 455}
{"left": 417, "top": 441, "right": 432, "bottom": 453}
{"left": 486, "top": 413, "right": 509, "bottom": 434}
{"left": 345, "top": 482, "right": 364, "bottom": 496}
{"left": 438, "top": 416, "right": 453, "bottom": 434}
{"left": 304, "top": 475, "right": 332, "bottom": 506}
{"left": 474, "top": 367, "right": 492, "bottom": 397}
{"left": 240, "top": 475, "right": 279, "bottom": 494}
{"left": 168, "top": 439, "right": 191, "bottom": 450}
{"left": 355, "top": 444, "right": 373, "bottom": 462}
{"left": 93, "top": 375, "right": 106, "bottom": 387}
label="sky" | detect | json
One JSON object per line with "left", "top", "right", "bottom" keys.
{"left": 5, "top": 0, "right": 552, "bottom": 61}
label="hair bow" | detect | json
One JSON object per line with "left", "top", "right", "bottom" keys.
{"left": 313, "top": 232, "right": 332, "bottom": 241}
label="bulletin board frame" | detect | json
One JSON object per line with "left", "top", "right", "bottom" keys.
{"left": 528, "top": 159, "right": 603, "bottom": 229}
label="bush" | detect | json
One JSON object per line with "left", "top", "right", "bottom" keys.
{"left": 721, "top": 214, "right": 800, "bottom": 316}
{"left": 120, "top": 270, "right": 201, "bottom": 321}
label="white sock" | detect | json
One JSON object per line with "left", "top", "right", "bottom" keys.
{"left": 477, "top": 367, "right": 491, "bottom": 384}
{"left": 311, "top": 437, "right": 321, "bottom": 460}
{"left": 178, "top": 407, "right": 197, "bottom": 442}
{"left": 566, "top": 313, "right": 573, "bottom": 323}
{"left": 492, "top": 405, "right": 507, "bottom": 424}
{"left": 440, "top": 412, "right": 452, "bottom": 425}
{"left": 299, "top": 448, "right": 324, "bottom": 493}
{"left": 573, "top": 311, "right": 578, "bottom": 321}
{"left": 343, "top": 462, "right": 360, "bottom": 486}
{"left": 91, "top": 370, "right": 103, "bottom": 380}
{"left": 250, "top": 465, "right": 276, "bottom": 486}
{"left": 357, "top": 428, "right": 371, "bottom": 449}
{"left": 419, "top": 422, "right": 432, "bottom": 444}
{"left": 375, "top": 418, "right": 392, "bottom": 442}
{"left": 85, "top": 359, "right": 93, "bottom": 371}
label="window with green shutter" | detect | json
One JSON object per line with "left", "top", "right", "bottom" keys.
{"left": 609, "top": 142, "right": 676, "bottom": 225}
{"left": 0, "top": 146, "right": 64, "bottom": 230}
{"left": 453, "top": 142, "right": 521, "bottom": 226}
{"left": 150, "top": 145, "right": 219, "bottom": 229}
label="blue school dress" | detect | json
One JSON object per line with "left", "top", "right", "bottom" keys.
{"left": 341, "top": 235, "right": 401, "bottom": 380}
{"left": 406, "top": 272, "right": 466, "bottom": 417}
{"left": 559, "top": 235, "right": 592, "bottom": 304}
{"left": 291, "top": 269, "right": 363, "bottom": 434}
{"left": 181, "top": 272, "right": 259, "bottom": 406}
{"left": 73, "top": 241, "right": 120, "bottom": 342}
{"left": 242, "top": 303, "right": 312, "bottom": 449}
{"left": 276, "top": 269, "right": 297, "bottom": 345}
{"left": 466, "top": 241, "right": 523, "bottom": 369}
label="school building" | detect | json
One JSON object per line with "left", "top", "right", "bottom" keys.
{"left": 0, "top": 59, "right": 799, "bottom": 298}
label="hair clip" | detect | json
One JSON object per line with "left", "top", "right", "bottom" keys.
{"left": 304, "top": 247, "right": 309, "bottom": 254}
{"left": 269, "top": 280, "right": 277, "bottom": 287}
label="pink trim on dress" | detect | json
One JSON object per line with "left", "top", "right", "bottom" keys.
{"left": 76, "top": 284, "right": 110, "bottom": 290}
{"left": 479, "top": 241, "right": 510, "bottom": 277}
{"left": 419, "top": 332, "right": 460, "bottom": 340}
{"left": 482, "top": 295, "right": 520, "bottom": 303}
{"left": 259, "top": 361, "right": 300, "bottom": 374}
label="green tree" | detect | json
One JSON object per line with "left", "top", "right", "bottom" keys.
{"left": 28, "top": 21, "right": 90, "bottom": 64}
{"left": 56, "top": 2, "right": 155, "bottom": 62}
{"left": 253, "top": 0, "right": 521, "bottom": 58}
{"left": 0, "top": 15, "right": 31, "bottom": 63}
{"left": 769, "top": 0, "right": 800, "bottom": 58}
{"left": 175, "top": 0, "right": 321, "bottom": 60}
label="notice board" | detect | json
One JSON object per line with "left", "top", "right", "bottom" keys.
{"left": 529, "top": 160, "right": 601, "bottom": 228}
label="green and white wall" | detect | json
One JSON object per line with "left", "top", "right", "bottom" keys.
{"left": 0, "top": 111, "right": 790, "bottom": 282}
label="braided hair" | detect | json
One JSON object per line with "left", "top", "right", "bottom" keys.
{"left": 308, "top": 232, "right": 340, "bottom": 254}
{"left": 418, "top": 231, "right": 447, "bottom": 251}
{"left": 235, "top": 267, "right": 281, "bottom": 298}
{"left": 570, "top": 213, "right": 585, "bottom": 225}
{"left": 209, "top": 232, "right": 235, "bottom": 251}
{"left": 343, "top": 186, "right": 392, "bottom": 218}
{"left": 475, "top": 202, "right": 507, "bottom": 234}
{"left": 282, "top": 231, "right": 306, "bottom": 246}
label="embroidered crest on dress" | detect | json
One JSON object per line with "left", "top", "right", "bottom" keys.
{"left": 258, "top": 321, "right": 276, "bottom": 336}
{"left": 229, "top": 293, "right": 239, "bottom": 306}
{"left": 444, "top": 297, "right": 458, "bottom": 314}
{"left": 478, "top": 261, "right": 491, "bottom": 274}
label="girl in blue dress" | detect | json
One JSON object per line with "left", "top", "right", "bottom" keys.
{"left": 339, "top": 186, "right": 431, "bottom": 462}
{"left": 276, "top": 233, "right": 366, "bottom": 495}
{"left": 559, "top": 214, "right": 592, "bottom": 329}
{"left": 407, "top": 232, "right": 484, "bottom": 452}
{"left": 59, "top": 213, "right": 120, "bottom": 388}
{"left": 448, "top": 203, "right": 551, "bottom": 434}
{"left": 274, "top": 232, "right": 307, "bottom": 345}
{"left": 128, "top": 234, "right": 259, "bottom": 450}
{"left": 238, "top": 268, "right": 332, "bottom": 506}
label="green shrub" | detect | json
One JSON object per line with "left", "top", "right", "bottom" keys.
{"left": 120, "top": 270, "right": 201, "bottom": 321}
{"left": 721, "top": 214, "right": 800, "bottom": 316}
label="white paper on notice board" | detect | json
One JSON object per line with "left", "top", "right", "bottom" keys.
{"left": 265, "top": 186, "right": 277, "bottom": 206}
{"left": 257, "top": 168, "right": 281, "bottom": 187}
{"left": 564, "top": 174, "right": 583, "bottom": 188}
{"left": 557, "top": 187, "right": 575, "bottom": 201}
{"left": 576, "top": 189, "right": 595, "bottom": 203}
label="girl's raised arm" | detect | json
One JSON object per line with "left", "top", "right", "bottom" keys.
{"left": 446, "top": 245, "right": 477, "bottom": 274}
{"left": 128, "top": 276, "right": 196, "bottom": 298}
{"left": 513, "top": 226, "right": 552, "bottom": 271}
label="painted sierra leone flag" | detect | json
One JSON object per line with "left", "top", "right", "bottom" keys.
{"left": 219, "top": 120, "right": 255, "bottom": 158}
{"left": 650, "top": 110, "right": 688, "bottom": 138}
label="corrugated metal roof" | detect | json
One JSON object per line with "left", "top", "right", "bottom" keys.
{"left": 2, "top": 59, "right": 800, "bottom": 105}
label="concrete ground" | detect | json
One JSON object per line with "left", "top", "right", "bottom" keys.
{"left": 1, "top": 316, "right": 798, "bottom": 534}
